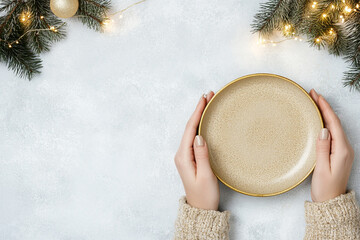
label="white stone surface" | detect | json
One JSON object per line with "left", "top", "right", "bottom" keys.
{"left": 0, "top": 0, "right": 359, "bottom": 239}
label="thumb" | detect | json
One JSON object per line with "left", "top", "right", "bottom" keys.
{"left": 193, "top": 135, "right": 213, "bottom": 177}
{"left": 315, "top": 128, "right": 331, "bottom": 173}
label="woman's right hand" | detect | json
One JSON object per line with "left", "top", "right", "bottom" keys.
{"left": 309, "top": 89, "right": 355, "bottom": 202}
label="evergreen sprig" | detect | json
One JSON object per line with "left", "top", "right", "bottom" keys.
{"left": 0, "top": 0, "right": 111, "bottom": 80}
{"left": 251, "top": 0, "right": 294, "bottom": 36}
{"left": 252, "top": 0, "right": 360, "bottom": 91}
{"left": 77, "top": 0, "right": 111, "bottom": 31}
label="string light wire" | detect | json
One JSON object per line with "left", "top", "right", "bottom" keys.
{"left": 261, "top": 0, "right": 359, "bottom": 47}
{"left": 0, "top": 0, "right": 147, "bottom": 48}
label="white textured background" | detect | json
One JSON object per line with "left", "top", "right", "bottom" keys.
{"left": 1, "top": 0, "right": 360, "bottom": 239}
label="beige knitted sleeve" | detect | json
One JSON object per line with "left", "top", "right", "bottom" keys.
{"left": 174, "top": 196, "right": 230, "bottom": 240}
{"left": 304, "top": 191, "right": 360, "bottom": 240}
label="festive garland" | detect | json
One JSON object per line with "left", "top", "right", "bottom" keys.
{"left": 252, "top": 0, "right": 360, "bottom": 91}
{"left": 0, "top": 0, "right": 145, "bottom": 79}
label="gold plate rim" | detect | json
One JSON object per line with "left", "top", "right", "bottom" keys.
{"left": 198, "top": 73, "right": 324, "bottom": 197}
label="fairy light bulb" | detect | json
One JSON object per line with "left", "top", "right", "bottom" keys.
{"left": 331, "top": 4, "right": 335, "bottom": 9}
{"left": 339, "top": 15, "right": 345, "bottom": 23}
{"left": 102, "top": 17, "right": 111, "bottom": 25}
{"left": 8, "top": 44, "right": 12, "bottom": 48}
{"left": 312, "top": 1, "right": 317, "bottom": 8}
{"left": 322, "top": 13, "right": 327, "bottom": 18}
{"left": 284, "top": 24, "right": 291, "bottom": 32}
{"left": 19, "top": 11, "right": 31, "bottom": 24}
{"left": 316, "top": 38, "right": 321, "bottom": 43}
{"left": 345, "top": 6, "right": 352, "bottom": 12}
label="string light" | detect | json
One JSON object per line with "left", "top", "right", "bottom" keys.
{"left": 345, "top": 6, "right": 352, "bottom": 13}
{"left": 1, "top": 19, "right": 66, "bottom": 48}
{"left": 253, "top": 0, "right": 356, "bottom": 49}
{"left": 2, "top": 0, "right": 147, "bottom": 48}
{"left": 339, "top": 14, "right": 345, "bottom": 23}
{"left": 257, "top": 34, "right": 303, "bottom": 47}
{"left": 101, "top": 17, "right": 111, "bottom": 25}
{"left": 19, "top": 11, "right": 31, "bottom": 24}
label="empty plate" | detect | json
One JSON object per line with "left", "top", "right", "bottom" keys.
{"left": 198, "top": 73, "right": 323, "bottom": 196}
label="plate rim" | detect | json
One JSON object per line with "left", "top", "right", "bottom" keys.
{"left": 198, "top": 73, "right": 324, "bottom": 197}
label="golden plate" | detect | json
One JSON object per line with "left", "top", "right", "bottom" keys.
{"left": 199, "top": 73, "right": 323, "bottom": 197}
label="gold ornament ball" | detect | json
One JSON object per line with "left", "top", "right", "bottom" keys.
{"left": 50, "top": 0, "right": 79, "bottom": 18}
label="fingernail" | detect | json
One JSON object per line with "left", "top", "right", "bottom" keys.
{"left": 199, "top": 93, "right": 206, "bottom": 101}
{"left": 195, "top": 135, "right": 204, "bottom": 147}
{"left": 320, "top": 128, "right": 329, "bottom": 140}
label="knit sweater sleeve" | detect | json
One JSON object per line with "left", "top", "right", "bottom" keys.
{"left": 304, "top": 191, "right": 360, "bottom": 240}
{"left": 174, "top": 196, "right": 230, "bottom": 240}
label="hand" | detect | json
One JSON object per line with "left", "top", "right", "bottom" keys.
{"left": 309, "top": 89, "right": 355, "bottom": 202}
{"left": 174, "top": 91, "right": 219, "bottom": 210}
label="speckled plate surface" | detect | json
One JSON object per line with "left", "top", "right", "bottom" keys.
{"left": 199, "top": 74, "right": 323, "bottom": 196}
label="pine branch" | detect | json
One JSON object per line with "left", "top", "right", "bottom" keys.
{"left": 0, "top": 0, "right": 20, "bottom": 16}
{"left": 0, "top": 42, "right": 42, "bottom": 79}
{"left": 25, "top": 0, "right": 66, "bottom": 53}
{"left": 0, "top": 10, "right": 42, "bottom": 79}
{"left": 0, "top": 0, "right": 22, "bottom": 36}
{"left": 328, "top": 25, "right": 348, "bottom": 56}
{"left": 290, "top": 0, "right": 309, "bottom": 29}
{"left": 344, "top": 12, "right": 360, "bottom": 65}
{"left": 343, "top": 66, "right": 360, "bottom": 91}
{"left": 251, "top": 0, "right": 293, "bottom": 37}
{"left": 76, "top": 0, "right": 111, "bottom": 32}
{"left": 252, "top": 0, "right": 360, "bottom": 91}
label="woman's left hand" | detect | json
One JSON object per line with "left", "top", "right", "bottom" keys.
{"left": 174, "top": 91, "right": 219, "bottom": 211}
